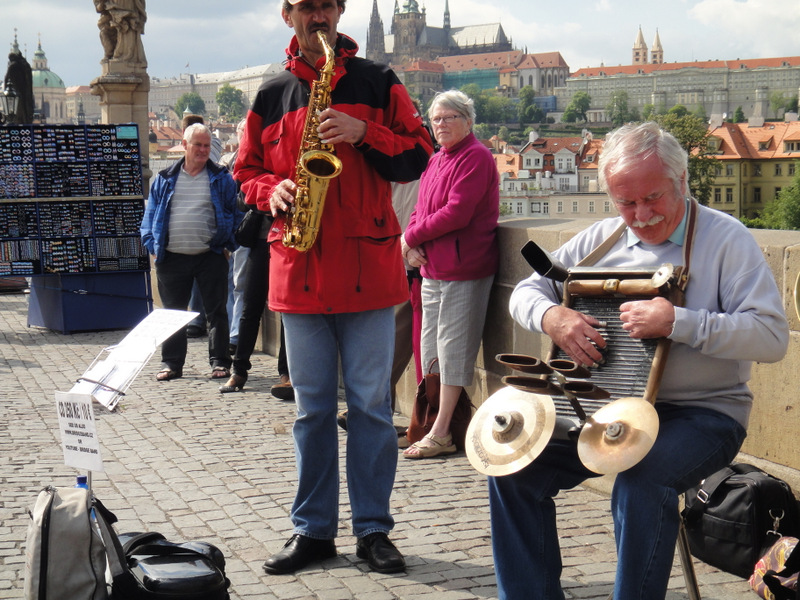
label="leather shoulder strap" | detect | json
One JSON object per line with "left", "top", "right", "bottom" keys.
{"left": 577, "top": 221, "right": 627, "bottom": 267}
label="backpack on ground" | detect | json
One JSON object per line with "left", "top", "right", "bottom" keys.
{"left": 24, "top": 486, "right": 108, "bottom": 600}
{"left": 682, "top": 462, "right": 800, "bottom": 579}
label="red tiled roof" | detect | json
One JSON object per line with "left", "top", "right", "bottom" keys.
{"left": 399, "top": 60, "right": 445, "bottom": 73}
{"left": 436, "top": 50, "right": 523, "bottom": 71}
{"left": 707, "top": 121, "right": 800, "bottom": 159}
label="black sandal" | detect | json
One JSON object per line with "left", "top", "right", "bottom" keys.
{"left": 210, "top": 366, "right": 231, "bottom": 380}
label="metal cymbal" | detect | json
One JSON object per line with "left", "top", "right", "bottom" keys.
{"left": 466, "top": 386, "right": 556, "bottom": 477}
{"left": 577, "top": 397, "right": 659, "bottom": 475}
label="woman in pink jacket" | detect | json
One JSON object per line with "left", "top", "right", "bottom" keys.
{"left": 401, "top": 90, "right": 499, "bottom": 458}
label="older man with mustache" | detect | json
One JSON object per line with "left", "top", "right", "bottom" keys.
{"left": 490, "top": 121, "right": 789, "bottom": 600}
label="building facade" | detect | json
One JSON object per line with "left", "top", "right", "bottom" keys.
{"left": 560, "top": 56, "right": 800, "bottom": 124}
{"left": 706, "top": 119, "right": 800, "bottom": 219}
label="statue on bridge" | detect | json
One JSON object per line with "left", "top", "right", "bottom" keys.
{"left": 94, "top": 0, "right": 147, "bottom": 67}
{"left": 4, "top": 31, "right": 34, "bottom": 124}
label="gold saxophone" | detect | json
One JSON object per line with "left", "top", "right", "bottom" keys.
{"left": 282, "top": 30, "right": 343, "bottom": 252}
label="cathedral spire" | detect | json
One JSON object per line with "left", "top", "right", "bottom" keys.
{"left": 366, "top": 0, "right": 386, "bottom": 61}
{"left": 443, "top": 0, "right": 451, "bottom": 30}
{"left": 651, "top": 28, "right": 664, "bottom": 64}
{"left": 632, "top": 25, "right": 648, "bottom": 65}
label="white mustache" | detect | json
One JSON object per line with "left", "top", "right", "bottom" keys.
{"left": 631, "top": 215, "right": 664, "bottom": 228}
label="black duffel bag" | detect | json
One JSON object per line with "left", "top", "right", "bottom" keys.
{"left": 682, "top": 462, "right": 800, "bottom": 579}
{"left": 95, "top": 500, "right": 231, "bottom": 600}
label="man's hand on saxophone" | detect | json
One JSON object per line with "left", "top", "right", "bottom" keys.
{"left": 269, "top": 180, "right": 298, "bottom": 218}
{"left": 317, "top": 107, "right": 366, "bottom": 145}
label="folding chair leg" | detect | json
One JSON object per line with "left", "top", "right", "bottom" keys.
{"left": 677, "top": 518, "right": 701, "bottom": 600}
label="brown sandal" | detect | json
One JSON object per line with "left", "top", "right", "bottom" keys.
{"left": 403, "top": 433, "right": 456, "bottom": 459}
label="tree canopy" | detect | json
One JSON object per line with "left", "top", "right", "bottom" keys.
{"left": 216, "top": 83, "right": 247, "bottom": 121}
{"left": 652, "top": 113, "right": 719, "bottom": 205}
{"left": 175, "top": 92, "right": 205, "bottom": 117}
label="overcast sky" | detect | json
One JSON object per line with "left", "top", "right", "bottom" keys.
{"left": 2, "top": 0, "right": 799, "bottom": 88}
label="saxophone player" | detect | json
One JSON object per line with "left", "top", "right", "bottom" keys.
{"left": 234, "top": 0, "right": 433, "bottom": 577}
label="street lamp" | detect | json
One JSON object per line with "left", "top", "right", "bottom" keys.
{"left": 0, "top": 81, "right": 20, "bottom": 124}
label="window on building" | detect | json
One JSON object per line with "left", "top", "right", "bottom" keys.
{"left": 754, "top": 164, "right": 761, "bottom": 176}
{"left": 604, "top": 200, "right": 612, "bottom": 213}
{"left": 754, "top": 187, "right": 761, "bottom": 203}
{"left": 571, "top": 201, "right": 578, "bottom": 213}
{"left": 790, "top": 163, "right": 796, "bottom": 176}
{"left": 775, "top": 163, "right": 783, "bottom": 176}
{"left": 743, "top": 164, "right": 747, "bottom": 177}
{"left": 556, "top": 157, "right": 564, "bottom": 171}
{"left": 531, "top": 201, "right": 541, "bottom": 213}
{"left": 726, "top": 188, "right": 733, "bottom": 203}
{"left": 543, "top": 203, "right": 549, "bottom": 215}
{"left": 714, "top": 188, "right": 721, "bottom": 203}
{"left": 726, "top": 164, "right": 734, "bottom": 177}
{"left": 588, "top": 201, "right": 595, "bottom": 213}
{"left": 776, "top": 187, "right": 782, "bottom": 198}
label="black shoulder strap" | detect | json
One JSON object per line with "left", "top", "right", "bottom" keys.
{"left": 682, "top": 466, "right": 737, "bottom": 523}
{"left": 93, "top": 498, "right": 138, "bottom": 589}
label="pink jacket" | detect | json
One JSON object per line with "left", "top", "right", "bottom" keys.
{"left": 405, "top": 133, "right": 499, "bottom": 281}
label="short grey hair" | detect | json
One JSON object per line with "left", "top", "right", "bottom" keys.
{"left": 183, "top": 122, "right": 211, "bottom": 143}
{"left": 597, "top": 121, "right": 688, "bottom": 197}
{"left": 428, "top": 90, "right": 476, "bottom": 125}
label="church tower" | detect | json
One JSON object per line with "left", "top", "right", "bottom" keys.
{"left": 632, "top": 26, "right": 648, "bottom": 65}
{"left": 366, "top": 0, "right": 387, "bottom": 62}
{"left": 650, "top": 29, "right": 664, "bottom": 64}
{"left": 392, "top": 0, "right": 427, "bottom": 64}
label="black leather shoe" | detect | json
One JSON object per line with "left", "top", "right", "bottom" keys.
{"left": 263, "top": 534, "right": 336, "bottom": 575}
{"left": 356, "top": 532, "right": 405, "bottom": 573}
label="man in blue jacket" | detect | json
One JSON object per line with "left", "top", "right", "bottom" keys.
{"left": 141, "top": 123, "right": 239, "bottom": 382}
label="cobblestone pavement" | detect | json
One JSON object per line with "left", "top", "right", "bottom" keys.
{"left": 0, "top": 291, "right": 756, "bottom": 599}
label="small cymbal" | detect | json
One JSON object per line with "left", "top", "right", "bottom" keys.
{"left": 577, "top": 397, "right": 659, "bottom": 475}
{"left": 466, "top": 386, "right": 556, "bottom": 477}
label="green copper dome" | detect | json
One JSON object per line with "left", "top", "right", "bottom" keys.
{"left": 30, "top": 41, "right": 64, "bottom": 89}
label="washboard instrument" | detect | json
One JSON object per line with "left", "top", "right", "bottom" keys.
{"left": 467, "top": 200, "right": 698, "bottom": 477}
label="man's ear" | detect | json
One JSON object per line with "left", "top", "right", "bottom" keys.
{"left": 281, "top": 8, "right": 294, "bottom": 28}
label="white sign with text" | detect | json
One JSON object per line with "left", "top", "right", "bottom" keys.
{"left": 55, "top": 391, "right": 104, "bottom": 473}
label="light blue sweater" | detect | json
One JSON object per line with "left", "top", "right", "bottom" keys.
{"left": 509, "top": 201, "right": 789, "bottom": 427}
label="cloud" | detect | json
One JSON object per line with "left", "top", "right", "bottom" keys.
{"left": 689, "top": 0, "right": 800, "bottom": 58}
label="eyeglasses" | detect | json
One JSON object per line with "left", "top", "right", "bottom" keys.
{"left": 431, "top": 114, "right": 463, "bottom": 125}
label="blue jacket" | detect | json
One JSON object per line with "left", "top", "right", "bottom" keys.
{"left": 141, "top": 158, "right": 240, "bottom": 263}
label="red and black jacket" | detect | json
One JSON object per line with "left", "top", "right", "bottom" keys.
{"left": 235, "top": 33, "right": 433, "bottom": 314}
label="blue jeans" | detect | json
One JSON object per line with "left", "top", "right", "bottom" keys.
{"left": 488, "top": 403, "right": 746, "bottom": 600}
{"left": 282, "top": 308, "right": 398, "bottom": 540}
{"left": 229, "top": 245, "right": 249, "bottom": 344}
